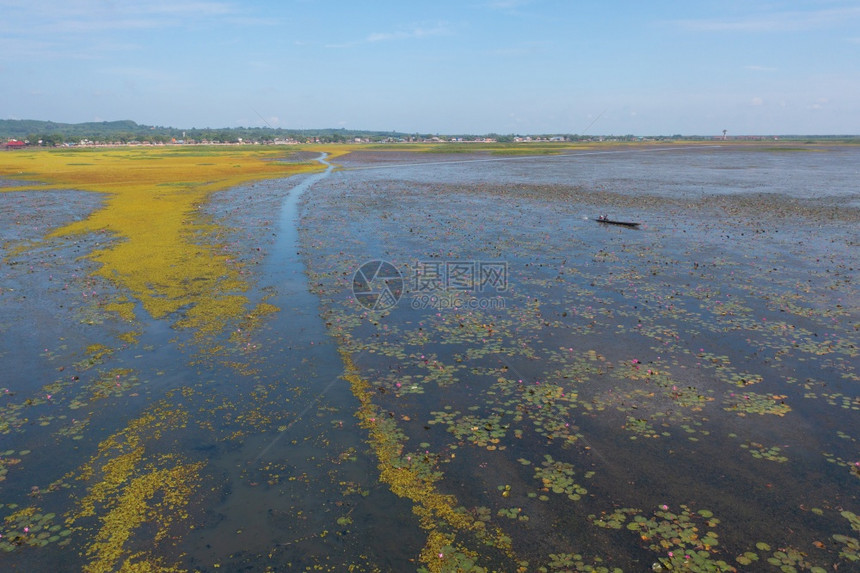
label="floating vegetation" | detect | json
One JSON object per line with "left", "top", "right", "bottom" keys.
{"left": 0, "top": 451, "right": 24, "bottom": 483}
{"left": 834, "top": 511, "right": 860, "bottom": 563}
{"left": 531, "top": 454, "right": 589, "bottom": 501}
{"left": 739, "top": 441, "right": 790, "bottom": 463}
{"left": 1, "top": 144, "right": 859, "bottom": 570}
{"left": 623, "top": 416, "right": 662, "bottom": 439}
{"left": 539, "top": 553, "right": 622, "bottom": 573}
{"left": 299, "top": 147, "right": 859, "bottom": 570}
{"left": 497, "top": 506, "right": 528, "bottom": 521}
{"left": 1, "top": 146, "right": 327, "bottom": 344}
{"left": 592, "top": 505, "right": 735, "bottom": 571}
{"left": 822, "top": 451, "right": 860, "bottom": 480}
{"left": 342, "top": 350, "right": 516, "bottom": 572}
{"left": 430, "top": 409, "right": 509, "bottom": 450}
{"left": 733, "top": 551, "right": 759, "bottom": 566}
{"left": 0, "top": 508, "right": 71, "bottom": 552}
{"left": 764, "top": 546, "right": 827, "bottom": 572}
{"left": 66, "top": 403, "right": 203, "bottom": 573}
{"left": 723, "top": 392, "right": 791, "bottom": 416}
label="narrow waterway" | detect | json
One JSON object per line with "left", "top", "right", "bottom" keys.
{"left": 178, "top": 154, "right": 425, "bottom": 570}
{"left": 268, "top": 153, "right": 333, "bottom": 294}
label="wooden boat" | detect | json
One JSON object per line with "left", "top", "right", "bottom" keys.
{"left": 596, "top": 215, "right": 640, "bottom": 228}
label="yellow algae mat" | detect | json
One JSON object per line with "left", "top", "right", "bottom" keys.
{"left": 0, "top": 146, "right": 343, "bottom": 335}
{"left": 0, "top": 145, "right": 369, "bottom": 572}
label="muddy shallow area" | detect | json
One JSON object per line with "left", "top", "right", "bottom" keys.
{"left": 0, "top": 145, "right": 857, "bottom": 572}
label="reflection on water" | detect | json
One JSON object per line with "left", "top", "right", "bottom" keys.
{"left": 1, "top": 146, "right": 858, "bottom": 572}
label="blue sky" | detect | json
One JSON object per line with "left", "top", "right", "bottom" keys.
{"left": 1, "top": 1, "right": 858, "bottom": 135}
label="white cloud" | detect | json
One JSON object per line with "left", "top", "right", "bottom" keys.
{"left": 366, "top": 23, "right": 452, "bottom": 43}
{"left": 0, "top": 1, "right": 243, "bottom": 36}
{"left": 0, "top": 1, "right": 265, "bottom": 63}
{"left": 751, "top": 97, "right": 764, "bottom": 106}
{"left": 672, "top": 6, "right": 860, "bottom": 33}
{"left": 484, "top": 0, "right": 534, "bottom": 10}
{"left": 326, "top": 22, "right": 453, "bottom": 48}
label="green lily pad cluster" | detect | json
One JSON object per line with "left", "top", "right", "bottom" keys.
{"left": 531, "top": 454, "right": 588, "bottom": 502}
{"left": 723, "top": 372, "right": 763, "bottom": 388}
{"left": 497, "top": 506, "right": 528, "bottom": 521}
{"left": 0, "top": 450, "right": 26, "bottom": 482}
{"left": 0, "top": 396, "right": 36, "bottom": 434}
{"left": 416, "top": 357, "right": 464, "bottom": 388}
{"left": 589, "top": 507, "right": 638, "bottom": 530}
{"left": 426, "top": 371, "right": 583, "bottom": 451}
{"left": 539, "top": 552, "right": 623, "bottom": 573}
{"left": 834, "top": 511, "right": 860, "bottom": 563}
{"left": 339, "top": 481, "right": 370, "bottom": 497}
{"left": 54, "top": 415, "right": 91, "bottom": 440}
{"left": 739, "top": 441, "right": 789, "bottom": 463}
{"left": 547, "top": 347, "right": 606, "bottom": 382}
{"left": 416, "top": 544, "right": 490, "bottom": 573}
{"left": 764, "top": 545, "right": 828, "bottom": 572}
{"left": 398, "top": 449, "right": 444, "bottom": 482}
{"left": 734, "top": 550, "right": 760, "bottom": 566}
{"left": 88, "top": 367, "right": 139, "bottom": 400}
{"left": 495, "top": 376, "right": 581, "bottom": 445}
{"left": 592, "top": 506, "right": 733, "bottom": 571}
{"left": 0, "top": 508, "right": 72, "bottom": 552}
{"left": 679, "top": 422, "right": 709, "bottom": 441}
{"left": 723, "top": 392, "right": 791, "bottom": 416}
{"left": 428, "top": 408, "right": 508, "bottom": 450}
{"left": 623, "top": 416, "right": 662, "bottom": 439}
{"left": 820, "top": 392, "right": 860, "bottom": 410}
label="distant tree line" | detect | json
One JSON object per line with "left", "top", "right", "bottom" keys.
{"left": 0, "top": 120, "right": 439, "bottom": 145}
{"left": 0, "top": 120, "right": 682, "bottom": 146}
{"left": 3, "top": 120, "right": 857, "bottom": 146}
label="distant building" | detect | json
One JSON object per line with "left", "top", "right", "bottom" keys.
{"left": 4, "top": 139, "right": 26, "bottom": 149}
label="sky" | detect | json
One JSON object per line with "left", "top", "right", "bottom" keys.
{"left": 1, "top": 0, "right": 858, "bottom": 135}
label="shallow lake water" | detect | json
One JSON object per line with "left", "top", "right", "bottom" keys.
{"left": 1, "top": 145, "right": 858, "bottom": 572}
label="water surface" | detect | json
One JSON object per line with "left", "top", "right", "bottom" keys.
{"left": 1, "top": 144, "right": 857, "bottom": 572}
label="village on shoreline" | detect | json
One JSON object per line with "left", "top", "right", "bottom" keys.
{"left": 2, "top": 119, "right": 858, "bottom": 149}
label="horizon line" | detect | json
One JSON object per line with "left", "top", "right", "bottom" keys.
{"left": 1, "top": 118, "right": 859, "bottom": 139}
